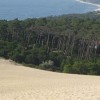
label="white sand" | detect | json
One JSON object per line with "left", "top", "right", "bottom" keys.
{"left": 0, "top": 58, "right": 100, "bottom": 100}
{"left": 76, "top": 0, "right": 100, "bottom": 11}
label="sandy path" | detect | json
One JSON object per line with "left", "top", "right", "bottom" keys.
{"left": 0, "top": 58, "right": 100, "bottom": 100}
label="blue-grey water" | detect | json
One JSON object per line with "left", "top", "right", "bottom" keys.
{"left": 0, "top": 0, "right": 99, "bottom": 20}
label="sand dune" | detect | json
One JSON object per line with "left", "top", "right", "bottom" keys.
{"left": 0, "top": 58, "right": 100, "bottom": 100}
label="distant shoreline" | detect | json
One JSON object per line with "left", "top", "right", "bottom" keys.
{"left": 76, "top": 0, "right": 100, "bottom": 11}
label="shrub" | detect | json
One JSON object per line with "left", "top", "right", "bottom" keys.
{"left": 39, "top": 60, "right": 54, "bottom": 71}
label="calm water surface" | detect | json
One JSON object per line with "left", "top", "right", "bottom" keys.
{"left": 0, "top": 0, "right": 99, "bottom": 20}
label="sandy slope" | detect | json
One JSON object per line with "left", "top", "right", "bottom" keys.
{"left": 0, "top": 58, "right": 100, "bottom": 100}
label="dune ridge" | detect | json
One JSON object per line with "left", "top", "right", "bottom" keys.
{"left": 0, "top": 58, "right": 100, "bottom": 100}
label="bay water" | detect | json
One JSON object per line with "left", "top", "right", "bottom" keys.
{"left": 0, "top": 0, "right": 99, "bottom": 20}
